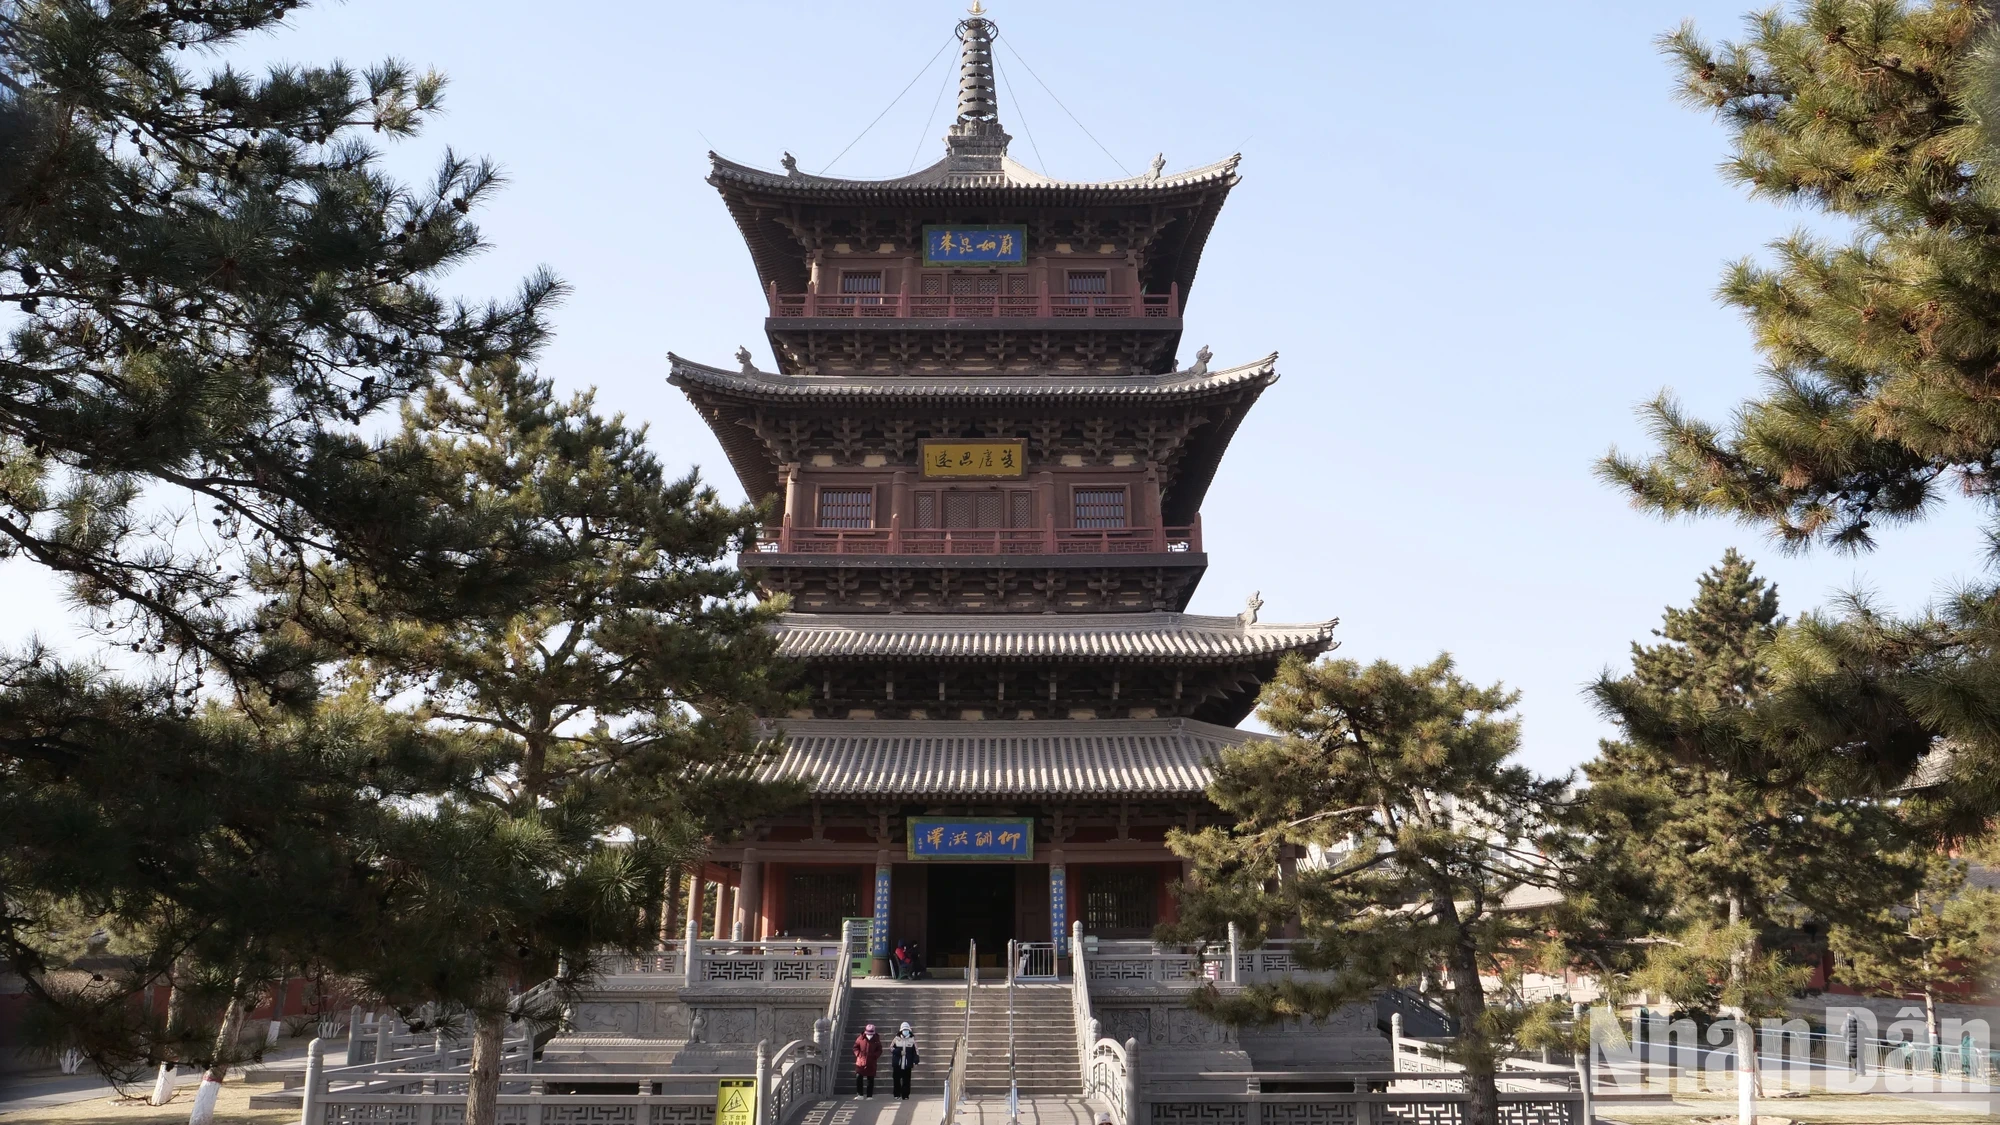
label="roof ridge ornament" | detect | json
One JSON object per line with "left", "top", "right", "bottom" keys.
{"left": 945, "top": 8, "right": 1010, "bottom": 176}
{"left": 1240, "top": 591, "right": 1263, "bottom": 626}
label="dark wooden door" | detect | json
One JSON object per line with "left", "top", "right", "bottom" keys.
{"left": 891, "top": 863, "right": 928, "bottom": 952}
{"left": 1014, "top": 863, "right": 1050, "bottom": 944}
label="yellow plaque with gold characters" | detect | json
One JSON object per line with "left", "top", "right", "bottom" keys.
{"left": 920, "top": 440, "right": 1025, "bottom": 479}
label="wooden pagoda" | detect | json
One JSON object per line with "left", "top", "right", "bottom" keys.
{"left": 671, "top": 10, "right": 1335, "bottom": 974}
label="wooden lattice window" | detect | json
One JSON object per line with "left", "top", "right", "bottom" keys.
{"left": 840, "top": 271, "right": 883, "bottom": 293}
{"left": 1073, "top": 488, "right": 1127, "bottom": 529}
{"left": 949, "top": 273, "right": 1002, "bottom": 295}
{"left": 1066, "top": 270, "right": 1109, "bottom": 294}
{"left": 944, "top": 490, "right": 1004, "bottom": 528}
{"left": 1081, "top": 867, "right": 1157, "bottom": 937}
{"left": 817, "top": 488, "right": 874, "bottom": 529}
{"left": 914, "top": 492, "right": 937, "bottom": 529}
{"left": 1009, "top": 490, "right": 1033, "bottom": 529}
{"left": 1007, "top": 273, "right": 1031, "bottom": 295}
{"left": 785, "top": 870, "right": 860, "bottom": 938}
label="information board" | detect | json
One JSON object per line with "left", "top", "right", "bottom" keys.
{"left": 716, "top": 1079, "right": 756, "bottom": 1125}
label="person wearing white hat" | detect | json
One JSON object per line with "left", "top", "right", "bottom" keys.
{"left": 889, "top": 1022, "right": 921, "bottom": 1100}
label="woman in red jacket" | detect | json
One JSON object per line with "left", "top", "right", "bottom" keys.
{"left": 852, "top": 1023, "right": 882, "bottom": 1097}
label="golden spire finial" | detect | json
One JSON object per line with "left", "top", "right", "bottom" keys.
{"left": 968, "top": 1, "right": 985, "bottom": 15}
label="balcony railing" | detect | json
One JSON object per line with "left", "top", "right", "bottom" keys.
{"left": 768, "top": 284, "right": 1178, "bottom": 321}
{"left": 753, "top": 524, "right": 1200, "bottom": 557}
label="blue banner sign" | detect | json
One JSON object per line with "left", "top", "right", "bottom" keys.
{"left": 924, "top": 225, "right": 1026, "bottom": 265}
{"left": 907, "top": 817, "right": 1034, "bottom": 860}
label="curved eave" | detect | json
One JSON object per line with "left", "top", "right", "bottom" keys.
{"left": 752, "top": 716, "right": 1261, "bottom": 800}
{"left": 772, "top": 611, "right": 1338, "bottom": 664}
{"left": 668, "top": 353, "right": 1277, "bottom": 513}
{"left": 708, "top": 152, "right": 1241, "bottom": 308}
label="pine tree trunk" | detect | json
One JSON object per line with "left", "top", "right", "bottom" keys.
{"left": 152, "top": 968, "right": 188, "bottom": 1105}
{"left": 188, "top": 974, "right": 249, "bottom": 1125}
{"left": 1925, "top": 988, "right": 1940, "bottom": 1073}
{"left": 1724, "top": 893, "right": 1758, "bottom": 1125}
{"left": 463, "top": 1001, "right": 508, "bottom": 1125}
{"left": 1434, "top": 890, "right": 1496, "bottom": 1125}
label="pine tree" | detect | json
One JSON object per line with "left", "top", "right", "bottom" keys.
{"left": 0, "top": 1, "right": 566, "bottom": 1097}
{"left": 1829, "top": 846, "right": 2000, "bottom": 1053}
{"left": 296, "top": 361, "right": 795, "bottom": 1125}
{"left": 1596, "top": 2, "right": 2000, "bottom": 813}
{"left": 1586, "top": 553, "right": 1920, "bottom": 1019}
{"left": 0, "top": 0, "right": 562, "bottom": 668}
{"left": 1168, "top": 655, "right": 1571, "bottom": 1125}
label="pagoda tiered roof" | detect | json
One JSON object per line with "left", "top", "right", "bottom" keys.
{"left": 752, "top": 717, "right": 1260, "bottom": 800}
{"left": 772, "top": 611, "right": 1336, "bottom": 664}
{"left": 668, "top": 352, "right": 1276, "bottom": 523}
{"left": 667, "top": 352, "right": 1276, "bottom": 403}
{"left": 707, "top": 151, "right": 1241, "bottom": 306}
{"left": 707, "top": 152, "right": 1242, "bottom": 195}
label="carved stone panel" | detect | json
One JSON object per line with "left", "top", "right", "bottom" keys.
{"left": 572, "top": 1002, "right": 639, "bottom": 1036}
{"left": 775, "top": 1007, "right": 820, "bottom": 1046}
{"left": 1169, "top": 1008, "right": 1223, "bottom": 1045}
{"left": 1098, "top": 1007, "right": 1150, "bottom": 1045}
{"left": 706, "top": 1007, "right": 757, "bottom": 1045}
{"left": 654, "top": 1003, "right": 691, "bottom": 1040}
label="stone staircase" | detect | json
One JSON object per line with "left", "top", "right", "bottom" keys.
{"left": 834, "top": 982, "right": 1079, "bottom": 1096}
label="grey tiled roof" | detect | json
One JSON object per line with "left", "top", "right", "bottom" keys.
{"left": 708, "top": 153, "right": 1242, "bottom": 196}
{"left": 667, "top": 353, "right": 1278, "bottom": 404}
{"left": 772, "top": 612, "right": 1336, "bottom": 664}
{"left": 753, "top": 718, "right": 1259, "bottom": 798}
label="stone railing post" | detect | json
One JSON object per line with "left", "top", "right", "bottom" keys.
{"left": 299, "top": 1038, "right": 325, "bottom": 1125}
{"left": 1227, "top": 922, "right": 1240, "bottom": 984}
{"left": 1391, "top": 1013, "right": 1403, "bottom": 1071}
{"left": 375, "top": 1011, "right": 391, "bottom": 1063}
{"left": 1123, "top": 1038, "right": 1141, "bottom": 1125}
{"left": 755, "top": 1039, "right": 771, "bottom": 1125}
{"left": 684, "top": 911, "right": 701, "bottom": 979}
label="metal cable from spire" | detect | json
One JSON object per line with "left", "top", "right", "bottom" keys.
{"left": 995, "top": 33, "right": 1131, "bottom": 177}
{"left": 820, "top": 32, "right": 955, "bottom": 175}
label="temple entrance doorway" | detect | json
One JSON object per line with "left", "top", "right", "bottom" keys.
{"left": 926, "top": 864, "right": 1013, "bottom": 969}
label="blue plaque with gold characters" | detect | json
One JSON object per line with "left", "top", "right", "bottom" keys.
{"left": 923, "top": 225, "right": 1026, "bottom": 266}
{"left": 908, "top": 817, "right": 1034, "bottom": 860}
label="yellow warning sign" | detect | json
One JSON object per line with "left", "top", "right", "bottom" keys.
{"left": 716, "top": 1078, "right": 756, "bottom": 1125}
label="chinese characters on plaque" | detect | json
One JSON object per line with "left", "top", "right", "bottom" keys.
{"left": 919, "top": 439, "right": 1025, "bottom": 479}
{"left": 907, "top": 817, "right": 1035, "bottom": 860}
{"left": 922, "top": 224, "right": 1027, "bottom": 266}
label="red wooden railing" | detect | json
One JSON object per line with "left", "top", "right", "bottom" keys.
{"left": 767, "top": 284, "right": 1178, "bottom": 321}
{"left": 752, "top": 524, "right": 1201, "bottom": 556}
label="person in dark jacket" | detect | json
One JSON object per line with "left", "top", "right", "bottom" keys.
{"left": 889, "top": 1022, "right": 920, "bottom": 1100}
{"left": 852, "top": 1023, "right": 882, "bottom": 1097}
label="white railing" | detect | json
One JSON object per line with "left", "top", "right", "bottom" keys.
{"left": 689, "top": 940, "right": 843, "bottom": 984}
{"left": 1071, "top": 922, "right": 1097, "bottom": 1084}
{"left": 1080, "top": 937, "right": 1331, "bottom": 984}
{"left": 305, "top": 1068, "right": 744, "bottom": 1125}
{"left": 768, "top": 1038, "right": 830, "bottom": 1125}
{"left": 1146, "top": 1073, "right": 1585, "bottom": 1124}
{"left": 823, "top": 930, "right": 853, "bottom": 1050}
{"left": 594, "top": 942, "right": 686, "bottom": 978}
{"left": 1086, "top": 1036, "right": 1137, "bottom": 1125}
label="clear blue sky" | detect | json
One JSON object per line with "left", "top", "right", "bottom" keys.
{"left": 12, "top": 0, "right": 1989, "bottom": 775}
